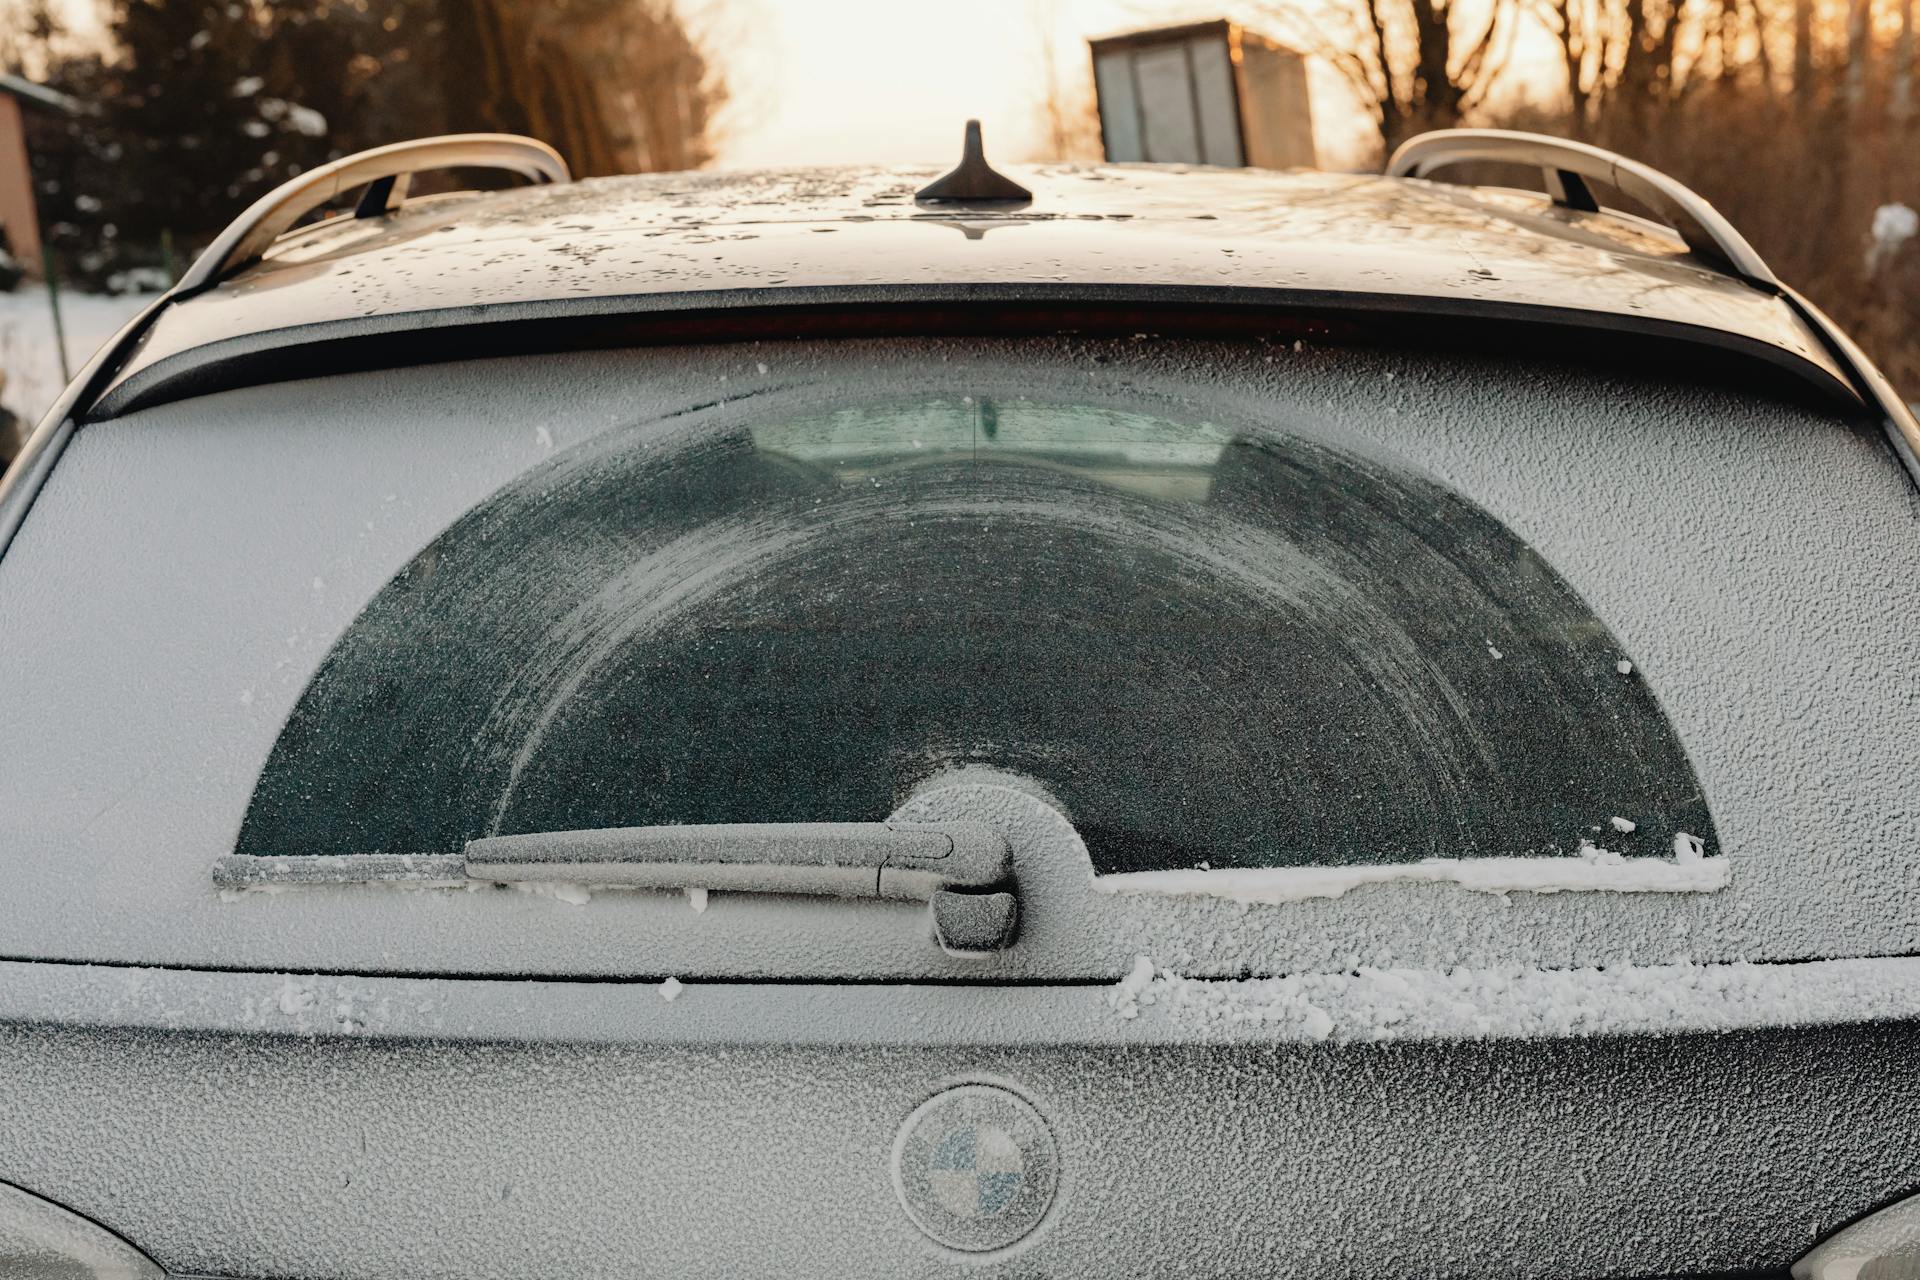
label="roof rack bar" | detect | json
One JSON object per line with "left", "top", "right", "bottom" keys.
{"left": 1389, "top": 128, "right": 1920, "bottom": 487}
{"left": 353, "top": 171, "right": 411, "bottom": 220}
{"left": 1386, "top": 129, "right": 1777, "bottom": 288}
{"left": 175, "top": 133, "right": 568, "bottom": 295}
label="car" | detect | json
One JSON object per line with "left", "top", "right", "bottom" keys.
{"left": 0, "top": 122, "right": 1917, "bottom": 1279}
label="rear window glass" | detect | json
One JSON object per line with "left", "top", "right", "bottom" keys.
{"left": 238, "top": 394, "right": 1712, "bottom": 874}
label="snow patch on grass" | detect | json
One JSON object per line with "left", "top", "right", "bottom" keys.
{"left": 0, "top": 285, "right": 156, "bottom": 425}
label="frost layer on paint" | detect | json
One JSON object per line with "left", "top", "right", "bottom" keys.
{"left": 1092, "top": 844, "right": 1728, "bottom": 904}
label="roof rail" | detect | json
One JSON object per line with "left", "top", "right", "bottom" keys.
{"left": 1388, "top": 128, "right": 1920, "bottom": 485}
{"left": 174, "top": 133, "right": 569, "bottom": 295}
{"left": 1386, "top": 129, "right": 1776, "bottom": 288}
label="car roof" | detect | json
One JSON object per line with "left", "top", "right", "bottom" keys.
{"left": 88, "top": 161, "right": 1859, "bottom": 418}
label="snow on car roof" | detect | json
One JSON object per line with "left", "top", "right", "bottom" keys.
{"left": 89, "top": 162, "right": 1855, "bottom": 417}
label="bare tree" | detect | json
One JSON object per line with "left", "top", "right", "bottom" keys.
{"left": 1546, "top": 0, "right": 1600, "bottom": 123}
{"left": 0, "top": 0, "right": 63, "bottom": 77}
{"left": 1892, "top": 0, "right": 1914, "bottom": 119}
{"left": 1505, "top": 0, "right": 1920, "bottom": 400}
{"left": 1247, "top": 0, "right": 1525, "bottom": 153}
{"left": 1794, "top": 0, "right": 1818, "bottom": 107}
{"left": 1541, "top": 0, "right": 1692, "bottom": 127}
{"left": 1029, "top": 0, "right": 1102, "bottom": 161}
{"left": 1846, "top": 0, "right": 1873, "bottom": 106}
{"left": 443, "top": 0, "right": 726, "bottom": 176}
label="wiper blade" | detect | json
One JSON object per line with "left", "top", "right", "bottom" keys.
{"left": 213, "top": 821, "right": 1018, "bottom": 956}
{"left": 466, "top": 821, "right": 1006, "bottom": 895}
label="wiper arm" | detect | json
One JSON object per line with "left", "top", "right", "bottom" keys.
{"left": 213, "top": 821, "right": 1018, "bottom": 957}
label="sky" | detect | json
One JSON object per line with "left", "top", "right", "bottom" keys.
{"left": 693, "top": 0, "right": 1246, "bottom": 168}
{"left": 40, "top": 0, "right": 1396, "bottom": 169}
{"left": 685, "top": 0, "right": 1547, "bottom": 171}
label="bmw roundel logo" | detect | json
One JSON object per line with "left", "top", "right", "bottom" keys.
{"left": 892, "top": 1083, "right": 1059, "bottom": 1253}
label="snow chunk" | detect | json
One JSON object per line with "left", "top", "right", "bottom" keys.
{"left": 1107, "top": 953, "right": 1158, "bottom": 1019}
{"left": 686, "top": 887, "right": 709, "bottom": 913}
{"left": 1114, "top": 957, "right": 1334, "bottom": 1038}
{"left": 1869, "top": 202, "right": 1918, "bottom": 272}
{"left": 658, "top": 977, "right": 684, "bottom": 1002}
{"left": 231, "top": 75, "right": 264, "bottom": 97}
{"left": 1609, "top": 816, "right": 1637, "bottom": 833}
{"left": 282, "top": 104, "right": 328, "bottom": 138}
{"left": 1093, "top": 847, "right": 1728, "bottom": 904}
{"left": 511, "top": 881, "right": 593, "bottom": 905}
{"left": 275, "top": 977, "right": 316, "bottom": 1016}
{"left": 1615, "top": 659, "right": 1634, "bottom": 675}
{"left": 106, "top": 266, "right": 171, "bottom": 295}
{"left": 252, "top": 97, "right": 327, "bottom": 137}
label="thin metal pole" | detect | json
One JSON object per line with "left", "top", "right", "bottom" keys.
{"left": 40, "top": 244, "right": 69, "bottom": 385}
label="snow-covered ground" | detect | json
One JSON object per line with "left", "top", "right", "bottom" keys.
{"left": 0, "top": 284, "right": 157, "bottom": 427}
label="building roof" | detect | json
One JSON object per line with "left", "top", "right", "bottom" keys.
{"left": 1086, "top": 18, "right": 1304, "bottom": 57}
{"left": 0, "top": 73, "right": 84, "bottom": 116}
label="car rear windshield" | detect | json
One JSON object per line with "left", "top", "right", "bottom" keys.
{"left": 236, "top": 391, "right": 1711, "bottom": 875}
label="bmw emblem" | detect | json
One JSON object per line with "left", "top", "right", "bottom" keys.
{"left": 892, "top": 1083, "right": 1059, "bottom": 1253}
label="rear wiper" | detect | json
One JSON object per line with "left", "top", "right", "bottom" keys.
{"left": 212, "top": 821, "right": 1018, "bottom": 956}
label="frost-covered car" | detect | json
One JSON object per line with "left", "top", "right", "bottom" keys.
{"left": 2, "top": 125, "right": 1919, "bottom": 1279}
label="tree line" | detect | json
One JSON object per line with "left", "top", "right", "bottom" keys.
{"left": 1239, "top": 0, "right": 1913, "bottom": 151}
{"left": 1243, "top": 0, "right": 1919, "bottom": 388}
{"left": 1029, "top": 0, "right": 1915, "bottom": 391}
{"left": 2, "top": 0, "right": 724, "bottom": 288}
